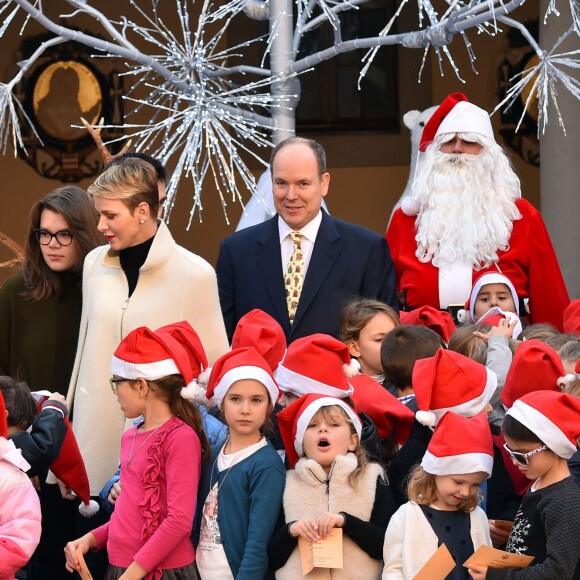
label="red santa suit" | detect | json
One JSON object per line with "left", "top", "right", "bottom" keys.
{"left": 386, "top": 197, "right": 569, "bottom": 331}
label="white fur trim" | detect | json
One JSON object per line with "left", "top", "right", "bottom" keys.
{"left": 507, "top": 400, "right": 577, "bottom": 459}
{"left": 211, "top": 365, "right": 278, "bottom": 407}
{"left": 416, "top": 410, "right": 437, "bottom": 427}
{"left": 421, "top": 450, "right": 493, "bottom": 478}
{"left": 475, "top": 307, "right": 522, "bottom": 339}
{"left": 428, "top": 368, "right": 497, "bottom": 426}
{"left": 470, "top": 273, "right": 520, "bottom": 320}
{"left": 110, "top": 356, "right": 180, "bottom": 380}
{"left": 78, "top": 499, "right": 100, "bottom": 518}
{"left": 294, "top": 397, "right": 362, "bottom": 459}
{"left": 401, "top": 196, "right": 420, "bottom": 216}
{"left": 436, "top": 101, "right": 494, "bottom": 141}
{"left": 274, "top": 364, "right": 354, "bottom": 398}
{"left": 438, "top": 260, "right": 472, "bottom": 309}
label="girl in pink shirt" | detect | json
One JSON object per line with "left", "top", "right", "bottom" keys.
{"left": 65, "top": 322, "right": 210, "bottom": 579}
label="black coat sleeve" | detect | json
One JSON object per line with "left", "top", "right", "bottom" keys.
{"left": 9, "top": 402, "right": 67, "bottom": 477}
{"left": 342, "top": 475, "right": 397, "bottom": 559}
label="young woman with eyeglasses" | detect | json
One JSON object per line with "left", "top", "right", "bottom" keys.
{"left": 0, "top": 186, "right": 101, "bottom": 394}
{"left": 0, "top": 185, "right": 102, "bottom": 579}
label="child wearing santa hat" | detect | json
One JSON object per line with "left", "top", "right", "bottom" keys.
{"left": 270, "top": 394, "right": 396, "bottom": 579}
{"left": 468, "top": 391, "right": 580, "bottom": 580}
{"left": 231, "top": 309, "right": 287, "bottom": 372}
{"left": 195, "top": 347, "right": 285, "bottom": 580}
{"left": 99, "top": 321, "right": 227, "bottom": 514}
{"left": 339, "top": 297, "right": 400, "bottom": 381}
{"left": 65, "top": 323, "right": 209, "bottom": 579}
{"left": 0, "top": 390, "right": 42, "bottom": 576}
{"left": 387, "top": 349, "right": 495, "bottom": 506}
{"left": 383, "top": 412, "right": 493, "bottom": 579}
{"left": 274, "top": 333, "right": 382, "bottom": 462}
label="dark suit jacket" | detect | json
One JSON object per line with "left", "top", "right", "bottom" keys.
{"left": 216, "top": 211, "right": 397, "bottom": 343}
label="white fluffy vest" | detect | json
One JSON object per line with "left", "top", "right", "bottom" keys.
{"left": 275, "top": 453, "right": 384, "bottom": 579}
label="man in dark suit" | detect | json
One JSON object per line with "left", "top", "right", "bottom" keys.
{"left": 216, "top": 137, "right": 397, "bottom": 343}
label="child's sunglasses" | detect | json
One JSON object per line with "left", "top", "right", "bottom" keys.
{"left": 503, "top": 442, "right": 548, "bottom": 467}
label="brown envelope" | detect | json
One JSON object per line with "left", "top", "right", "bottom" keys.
{"left": 298, "top": 528, "right": 343, "bottom": 575}
{"left": 464, "top": 545, "right": 535, "bottom": 569}
{"left": 414, "top": 544, "right": 456, "bottom": 580}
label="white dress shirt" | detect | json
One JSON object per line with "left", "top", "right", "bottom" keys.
{"left": 278, "top": 211, "right": 323, "bottom": 278}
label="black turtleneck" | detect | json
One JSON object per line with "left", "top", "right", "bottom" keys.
{"left": 119, "top": 235, "right": 155, "bottom": 296}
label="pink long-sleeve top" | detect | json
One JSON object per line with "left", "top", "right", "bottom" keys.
{"left": 92, "top": 417, "right": 201, "bottom": 576}
{"left": 0, "top": 439, "right": 41, "bottom": 580}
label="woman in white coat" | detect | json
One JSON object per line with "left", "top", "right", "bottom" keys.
{"left": 67, "top": 158, "right": 228, "bottom": 499}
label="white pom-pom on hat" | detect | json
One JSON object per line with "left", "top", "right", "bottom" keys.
{"left": 343, "top": 359, "right": 360, "bottom": 378}
{"left": 79, "top": 499, "right": 100, "bottom": 518}
{"left": 416, "top": 410, "right": 437, "bottom": 427}
{"left": 180, "top": 380, "right": 210, "bottom": 407}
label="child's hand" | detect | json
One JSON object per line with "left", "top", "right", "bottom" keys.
{"left": 315, "top": 512, "right": 345, "bottom": 538}
{"left": 473, "top": 318, "right": 517, "bottom": 340}
{"left": 108, "top": 481, "right": 122, "bottom": 505}
{"left": 289, "top": 518, "right": 321, "bottom": 542}
{"left": 489, "top": 519, "right": 511, "bottom": 547}
{"left": 57, "top": 479, "right": 76, "bottom": 501}
{"left": 48, "top": 392, "right": 66, "bottom": 405}
{"left": 468, "top": 564, "right": 488, "bottom": 579}
{"left": 64, "top": 533, "right": 96, "bottom": 572}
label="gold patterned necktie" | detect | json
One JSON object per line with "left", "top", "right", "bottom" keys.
{"left": 285, "top": 232, "right": 304, "bottom": 324}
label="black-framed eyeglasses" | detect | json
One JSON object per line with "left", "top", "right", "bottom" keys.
{"left": 109, "top": 377, "right": 129, "bottom": 394}
{"left": 503, "top": 442, "right": 548, "bottom": 467}
{"left": 34, "top": 229, "right": 74, "bottom": 246}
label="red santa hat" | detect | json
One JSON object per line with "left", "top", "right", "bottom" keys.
{"left": 277, "top": 394, "right": 362, "bottom": 468}
{"left": 501, "top": 340, "right": 568, "bottom": 409}
{"left": 419, "top": 93, "right": 469, "bottom": 152}
{"left": 275, "top": 334, "right": 357, "bottom": 398}
{"left": 156, "top": 321, "right": 211, "bottom": 404}
{"left": 420, "top": 93, "right": 494, "bottom": 151}
{"left": 506, "top": 391, "right": 580, "bottom": 459}
{"left": 231, "top": 309, "right": 286, "bottom": 372}
{"left": 349, "top": 374, "right": 415, "bottom": 444}
{"left": 563, "top": 300, "right": 580, "bottom": 335}
{"left": 413, "top": 349, "right": 496, "bottom": 427}
{"left": 32, "top": 392, "right": 99, "bottom": 517}
{"left": 457, "top": 272, "right": 520, "bottom": 323}
{"left": 421, "top": 411, "right": 494, "bottom": 477}
{"left": 205, "top": 347, "right": 279, "bottom": 408}
{"left": 0, "top": 390, "right": 7, "bottom": 439}
{"left": 399, "top": 306, "right": 457, "bottom": 344}
{"left": 111, "top": 326, "right": 194, "bottom": 384}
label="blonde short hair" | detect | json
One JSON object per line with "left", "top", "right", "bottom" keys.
{"left": 407, "top": 465, "right": 481, "bottom": 512}
{"left": 88, "top": 157, "right": 159, "bottom": 216}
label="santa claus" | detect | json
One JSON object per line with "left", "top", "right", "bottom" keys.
{"left": 386, "top": 92, "right": 569, "bottom": 330}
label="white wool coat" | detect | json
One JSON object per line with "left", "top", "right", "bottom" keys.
{"left": 276, "top": 453, "right": 384, "bottom": 580}
{"left": 66, "top": 221, "right": 228, "bottom": 493}
{"left": 382, "top": 501, "right": 491, "bottom": 579}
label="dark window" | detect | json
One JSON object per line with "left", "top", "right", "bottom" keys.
{"left": 296, "top": 0, "right": 399, "bottom": 132}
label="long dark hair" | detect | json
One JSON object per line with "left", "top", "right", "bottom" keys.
{"left": 21, "top": 186, "right": 102, "bottom": 301}
{"left": 149, "top": 375, "right": 210, "bottom": 462}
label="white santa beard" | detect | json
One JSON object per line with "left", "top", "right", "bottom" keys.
{"left": 413, "top": 147, "right": 521, "bottom": 269}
